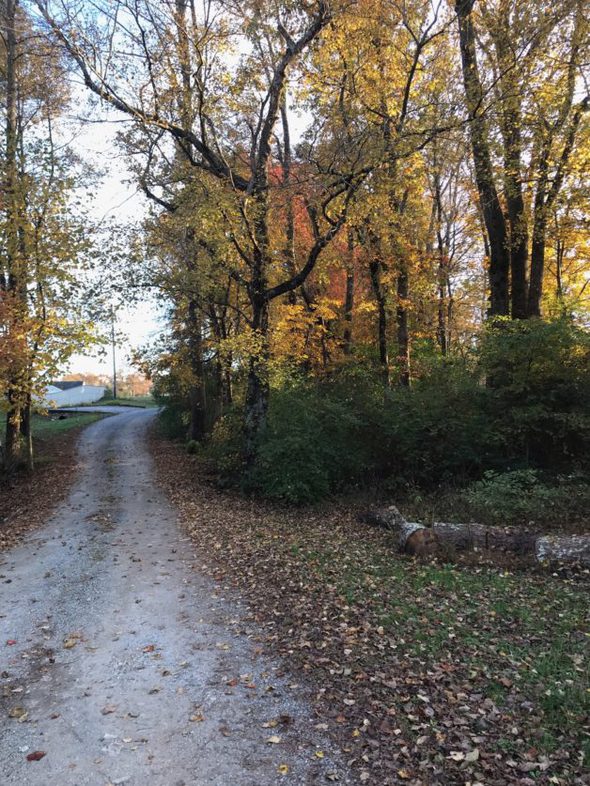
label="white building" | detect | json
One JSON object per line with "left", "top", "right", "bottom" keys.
{"left": 42, "top": 381, "right": 107, "bottom": 408}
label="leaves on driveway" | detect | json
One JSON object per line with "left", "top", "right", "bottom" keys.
{"left": 26, "top": 751, "right": 46, "bottom": 761}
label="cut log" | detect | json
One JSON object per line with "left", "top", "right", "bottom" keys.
{"left": 432, "top": 522, "right": 537, "bottom": 554}
{"left": 360, "top": 506, "right": 590, "bottom": 567}
{"left": 359, "top": 506, "right": 439, "bottom": 554}
{"left": 535, "top": 534, "right": 590, "bottom": 567}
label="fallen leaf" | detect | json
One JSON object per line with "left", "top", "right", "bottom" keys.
{"left": 449, "top": 751, "right": 465, "bottom": 761}
{"left": 6, "top": 640, "right": 17, "bottom": 646}
{"left": 266, "top": 735, "right": 281, "bottom": 744}
{"left": 26, "top": 751, "right": 46, "bottom": 761}
{"left": 277, "top": 764, "right": 289, "bottom": 774}
{"left": 190, "top": 714, "right": 205, "bottom": 722}
{"left": 101, "top": 704, "right": 117, "bottom": 715}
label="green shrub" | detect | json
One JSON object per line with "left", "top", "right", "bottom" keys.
{"left": 186, "top": 439, "right": 199, "bottom": 455}
{"left": 377, "top": 362, "right": 496, "bottom": 488}
{"left": 479, "top": 317, "right": 590, "bottom": 470}
{"left": 463, "top": 469, "right": 590, "bottom": 528}
{"left": 164, "top": 317, "right": 590, "bottom": 514}
{"left": 203, "top": 405, "right": 244, "bottom": 480}
{"left": 247, "top": 382, "right": 373, "bottom": 504}
{"left": 157, "top": 400, "right": 188, "bottom": 439}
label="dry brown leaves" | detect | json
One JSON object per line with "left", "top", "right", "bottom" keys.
{"left": 151, "top": 431, "right": 590, "bottom": 786}
{"left": 0, "top": 431, "right": 82, "bottom": 553}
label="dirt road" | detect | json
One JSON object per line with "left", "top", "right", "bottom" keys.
{"left": 0, "top": 410, "right": 348, "bottom": 785}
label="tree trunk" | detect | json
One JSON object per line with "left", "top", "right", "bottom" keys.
{"left": 437, "top": 281, "right": 447, "bottom": 356}
{"left": 4, "top": 409, "right": 22, "bottom": 472}
{"left": 186, "top": 298, "right": 206, "bottom": 441}
{"left": 360, "top": 507, "right": 439, "bottom": 555}
{"left": 243, "top": 293, "right": 270, "bottom": 466}
{"left": 455, "top": 0, "right": 510, "bottom": 317}
{"left": 527, "top": 6, "right": 586, "bottom": 317}
{"left": 396, "top": 270, "right": 410, "bottom": 387}
{"left": 361, "top": 507, "right": 590, "bottom": 567}
{"left": 369, "top": 257, "right": 390, "bottom": 389}
{"left": 343, "top": 229, "right": 355, "bottom": 355}
{"left": 2, "top": 0, "right": 25, "bottom": 472}
{"left": 20, "top": 397, "right": 33, "bottom": 472}
{"left": 493, "top": 23, "right": 529, "bottom": 319}
{"left": 528, "top": 226, "right": 546, "bottom": 317}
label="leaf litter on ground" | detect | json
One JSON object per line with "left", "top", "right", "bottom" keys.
{"left": 150, "top": 431, "right": 590, "bottom": 785}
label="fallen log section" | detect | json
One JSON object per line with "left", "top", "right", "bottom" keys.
{"left": 360, "top": 505, "right": 590, "bottom": 567}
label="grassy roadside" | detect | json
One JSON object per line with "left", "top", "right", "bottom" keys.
{"left": 0, "top": 413, "right": 103, "bottom": 551}
{"left": 97, "top": 396, "right": 157, "bottom": 408}
{"left": 151, "top": 431, "right": 590, "bottom": 786}
{"left": 32, "top": 412, "right": 104, "bottom": 441}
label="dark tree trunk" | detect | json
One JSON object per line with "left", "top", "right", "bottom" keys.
{"left": 343, "top": 229, "right": 355, "bottom": 355}
{"left": 369, "top": 257, "right": 390, "bottom": 389}
{"left": 455, "top": 0, "right": 510, "bottom": 317}
{"left": 434, "top": 190, "right": 448, "bottom": 356}
{"left": 507, "top": 199, "right": 529, "bottom": 320}
{"left": 186, "top": 298, "right": 206, "bottom": 441}
{"left": 243, "top": 297, "right": 270, "bottom": 466}
{"left": 437, "top": 281, "right": 447, "bottom": 356}
{"left": 528, "top": 226, "right": 546, "bottom": 318}
{"left": 2, "top": 0, "right": 25, "bottom": 472}
{"left": 493, "top": 24, "right": 529, "bottom": 319}
{"left": 4, "top": 400, "right": 22, "bottom": 473}
{"left": 20, "top": 397, "right": 33, "bottom": 472}
{"left": 208, "top": 296, "right": 234, "bottom": 416}
{"left": 396, "top": 270, "right": 410, "bottom": 387}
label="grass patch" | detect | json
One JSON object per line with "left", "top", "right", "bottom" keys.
{"left": 33, "top": 412, "right": 104, "bottom": 441}
{"left": 97, "top": 396, "right": 157, "bottom": 408}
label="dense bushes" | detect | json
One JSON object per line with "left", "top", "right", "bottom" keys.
{"left": 168, "top": 317, "right": 590, "bottom": 507}
{"left": 461, "top": 469, "right": 590, "bottom": 529}
{"left": 246, "top": 381, "right": 373, "bottom": 504}
{"left": 479, "top": 318, "right": 590, "bottom": 470}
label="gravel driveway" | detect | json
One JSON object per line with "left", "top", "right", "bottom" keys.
{"left": 0, "top": 409, "right": 348, "bottom": 785}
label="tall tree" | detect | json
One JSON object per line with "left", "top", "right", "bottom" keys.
{"left": 454, "top": 0, "right": 589, "bottom": 319}
{"left": 37, "top": 0, "right": 371, "bottom": 459}
{"left": 0, "top": 1, "right": 96, "bottom": 470}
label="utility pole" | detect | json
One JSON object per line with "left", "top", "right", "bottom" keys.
{"left": 111, "top": 307, "right": 117, "bottom": 399}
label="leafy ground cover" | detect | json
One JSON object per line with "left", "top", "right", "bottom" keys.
{"left": 0, "top": 413, "right": 103, "bottom": 552}
{"left": 152, "top": 432, "right": 590, "bottom": 785}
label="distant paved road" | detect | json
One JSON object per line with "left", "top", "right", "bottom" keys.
{"left": 50, "top": 405, "right": 150, "bottom": 415}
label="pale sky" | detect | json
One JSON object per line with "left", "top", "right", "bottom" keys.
{"left": 62, "top": 109, "right": 164, "bottom": 378}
